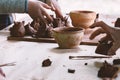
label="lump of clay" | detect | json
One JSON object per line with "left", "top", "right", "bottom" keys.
{"left": 42, "top": 58, "right": 52, "bottom": 67}
{"left": 68, "top": 69, "right": 75, "bottom": 73}
{"left": 10, "top": 21, "right": 25, "bottom": 37}
{"left": 113, "top": 59, "right": 120, "bottom": 65}
{"left": 98, "top": 61, "right": 119, "bottom": 79}
{"left": 24, "top": 23, "right": 37, "bottom": 36}
{"left": 95, "top": 40, "right": 113, "bottom": 55}
{"left": 30, "top": 15, "right": 70, "bottom": 38}
{"left": 30, "top": 19, "right": 40, "bottom": 31}
{"left": 115, "top": 18, "right": 120, "bottom": 27}
{"left": 35, "top": 20, "right": 53, "bottom": 38}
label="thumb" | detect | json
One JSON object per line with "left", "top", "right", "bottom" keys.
{"left": 108, "top": 41, "right": 120, "bottom": 55}
{"left": 90, "top": 28, "right": 105, "bottom": 40}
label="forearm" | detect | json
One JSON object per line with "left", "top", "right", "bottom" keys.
{"left": 0, "top": 0, "right": 58, "bottom": 13}
{"left": 0, "top": 0, "right": 28, "bottom": 13}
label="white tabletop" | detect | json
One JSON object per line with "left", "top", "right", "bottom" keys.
{"left": 0, "top": 26, "right": 120, "bottom": 80}
{"left": 1, "top": 0, "right": 120, "bottom": 80}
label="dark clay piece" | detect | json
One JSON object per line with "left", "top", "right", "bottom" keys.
{"left": 113, "top": 59, "right": 120, "bottom": 65}
{"left": 95, "top": 41, "right": 113, "bottom": 55}
{"left": 24, "top": 23, "right": 37, "bottom": 36}
{"left": 115, "top": 18, "right": 120, "bottom": 27}
{"left": 42, "top": 59, "right": 52, "bottom": 67}
{"left": 98, "top": 61, "right": 119, "bottom": 78}
{"left": 68, "top": 69, "right": 75, "bottom": 73}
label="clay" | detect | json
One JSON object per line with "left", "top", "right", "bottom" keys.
{"left": 98, "top": 61, "right": 119, "bottom": 79}
{"left": 95, "top": 40, "right": 114, "bottom": 55}
{"left": 52, "top": 16, "right": 70, "bottom": 28}
{"left": 32, "top": 15, "right": 69, "bottom": 38}
{"left": 10, "top": 15, "right": 69, "bottom": 38}
{"left": 52, "top": 27, "right": 84, "bottom": 49}
{"left": 42, "top": 59, "right": 52, "bottom": 67}
{"left": 113, "top": 59, "right": 120, "bottom": 65}
{"left": 35, "top": 20, "right": 53, "bottom": 38}
{"left": 10, "top": 21, "right": 25, "bottom": 37}
{"left": 115, "top": 18, "right": 120, "bottom": 27}
{"left": 68, "top": 69, "right": 75, "bottom": 73}
{"left": 84, "top": 63, "right": 88, "bottom": 65}
{"left": 24, "top": 23, "right": 37, "bottom": 36}
{"left": 70, "top": 10, "right": 96, "bottom": 29}
{"left": 30, "top": 19, "right": 40, "bottom": 31}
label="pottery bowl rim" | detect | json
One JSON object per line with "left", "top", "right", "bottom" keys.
{"left": 52, "top": 27, "right": 84, "bottom": 34}
{"left": 70, "top": 10, "right": 96, "bottom": 14}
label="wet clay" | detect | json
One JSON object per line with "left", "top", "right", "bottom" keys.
{"left": 10, "top": 21, "right": 25, "bottom": 37}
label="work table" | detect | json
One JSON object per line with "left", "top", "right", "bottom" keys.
{"left": 0, "top": 1, "right": 120, "bottom": 78}
{"left": 0, "top": 19, "right": 120, "bottom": 80}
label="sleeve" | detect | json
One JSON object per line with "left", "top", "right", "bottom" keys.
{"left": 0, "top": 0, "right": 28, "bottom": 13}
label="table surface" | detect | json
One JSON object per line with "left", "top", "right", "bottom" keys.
{"left": 0, "top": 14, "right": 119, "bottom": 80}
{"left": 1, "top": 0, "right": 120, "bottom": 80}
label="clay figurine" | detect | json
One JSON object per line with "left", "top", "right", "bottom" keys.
{"left": 10, "top": 21, "right": 25, "bottom": 37}
{"left": 24, "top": 23, "right": 37, "bottom": 36}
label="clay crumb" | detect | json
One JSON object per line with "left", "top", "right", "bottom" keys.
{"left": 68, "top": 69, "right": 75, "bottom": 73}
{"left": 113, "top": 59, "right": 120, "bottom": 65}
{"left": 84, "top": 63, "right": 88, "bottom": 65}
{"left": 42, "top": 58, "right": 52, "bottom": 67}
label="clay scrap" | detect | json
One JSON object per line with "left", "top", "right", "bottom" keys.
{"left": 98, "top": 61, "right": 119, "bottom": 79}
{"left": 95, "top": 40, "right": 114, "bottom": 55}
{"left": 42, "top": 58, "right": 52, "bottom": 67}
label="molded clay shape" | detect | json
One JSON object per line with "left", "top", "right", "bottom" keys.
{"left": 70, "top": 10, "right": 96, "bottom": 29}
{"left": 52, "top": 27, "right": 84, "bottom": 49}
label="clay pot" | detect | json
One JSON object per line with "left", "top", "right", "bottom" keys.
{"left": 52, "top": 27, "right": 84, "bottom": 49}
{"left": 70, "top": 10, "right": 96, "bottom": 29}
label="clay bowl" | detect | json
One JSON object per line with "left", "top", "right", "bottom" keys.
{"left": 52, "top": 27, "right": 84, "bottom": 49}
{"left": 70, "top": 10, "right": 96, "bottom": 29}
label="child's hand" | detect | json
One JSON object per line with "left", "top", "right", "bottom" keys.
{"left": 28, "top": 0, "right": 53, "bottom": 22}
{"left": 90, "top": 21, "right": 120, "bottom": 55}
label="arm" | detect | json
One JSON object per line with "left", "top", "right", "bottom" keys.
{"left": 0, "top": 0, "right": 63, "bottom": 21}
{"left": 0, "top": 0, "right": 28, "bottom": 13}
{"left": 0, "top": 0, "right": 49, "bottom": 13}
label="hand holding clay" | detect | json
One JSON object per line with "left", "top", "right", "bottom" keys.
{"left": 28, "top": 0, "right": 53, "bottom": 21}
{"left": 90, "top": 21, "right": 120, "bottom": 55}
{"left": 28, "top": 0, "right": 63, "bottom": 22}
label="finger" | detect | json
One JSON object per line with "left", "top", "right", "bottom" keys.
{"left": 97, "top": 21, "right": 114, "bottom": 34}
{"left": 50, "top": 0, "right": 64, "bottom": 19}
{"left": 99, "top": 35, "right": 109, "bottom": 42}
{"left": 90, "top": 21, "right": 114, "bottom": 34}
{"left": 89, "top": 28, "right": 105, "bottom": 40}
{"left": 49, "top": 2, "right": 56, "bottom": 11}
{"left": 108, "top": 41, "right": 120, "bottom": 55}
{"left": 90, "top": 22, "right": 101, "bottom": 28}
{"left": 40, "top": 6, "right": 53, "bottom": 22}
{"left": 100, "top": 34, "right": 113, "bottom": 42}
